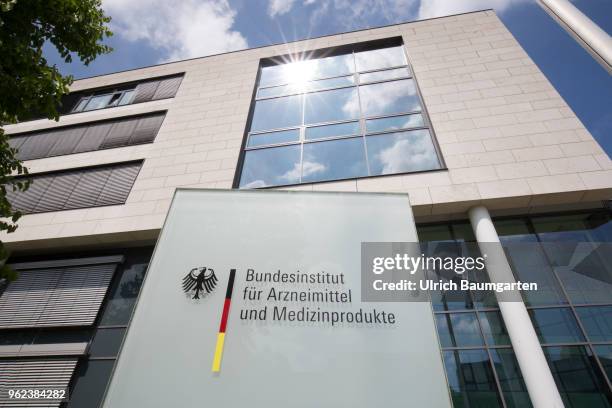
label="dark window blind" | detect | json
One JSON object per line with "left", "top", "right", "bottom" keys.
{"left": 0, "top": 256, "right": 122, "bottom": 329}
{"left": 0, "top": 358, "right": 78, "bottom": 407}
{"left": 9, "top": 112, "right": 165, "bottom": 161}
{"left": 5, "top": 161, "right": 142, "bottom": 214}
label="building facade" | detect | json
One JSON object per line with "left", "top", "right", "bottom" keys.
{"left": 0, "top": 9, "right": 611, "bottom": 408}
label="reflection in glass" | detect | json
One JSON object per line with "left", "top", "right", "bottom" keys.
{"left": 502, "top": 241, "right": 568, "bottom": 306}
{"left": 366, "top": 114, "right": 424, "bottom": 133}
{"left": 118, "top": 90, "right": 134, "bottom": 106}
{"left": 366, "top": 130, "right": 440, "bottom": 176}
{"left": 100, "top": 261, "right": 148, "bottom": 326}
{"left": 67, "top": 360, "right": 114, "bottom": 408}
{"left": 259, "top": 63, "right": 291, "bottom": 87}
{"left": 309, "top": 53, "right": 355, "bottom": 79}
{"left": 480, "top": 311, "right": 511, "bottom": 346}
{"left": 304, "top": 87, "right": 359, "bottom": 125}
{"left": 259, "top": 53, "right": 354, "bottom": 87}
{"left": 306, "top": 75, "right": 355, "bottom": 92}
{"left": 359, "top": 79, "right": 420, "bottom": 117}
{"left": 73, "top": 98, "right": 89, "bottom": 112}
{"left": 355, "top": 45, "right": 407, "bottom": 72}
{"left": 250, "top": 95, "right": 302, "bottom": 132}
{"left": 83, "top": 94, "right": 113, "bottom": 111}
{"left": 533, "top": 212, "right": 612, "bottom": 243}
{"left": 424, "top": 240, "right": 474, "bottom": 311}
{"left": 259, "top": 76, "right": 356, "bottom": 98}
{"left": 443, "top": 349, "right": 503, "bottom": 407}
{"left": 34, "top": 330, "right": 91, "bottom": 344}
{"left": 544, "top": 346, "right": 611, "bottom": 408}
{"left": 89, "top": 328, "right": 125, "bottom": 357}
{"left": 549, "top": 246, "right": 612, "bottom": 305}
{"left": 531, "top": 213, "right": 612, "bottom": 305}
{"left": 490, "top": 349, "right": 533, "bottom": 408}
{"left": 242, "top": 44, "right": 439, "bottom": 188}
{"left": 240, "top": 144, "right": 301, "bottom": 188}
{"left": 529, "top": 308, "right": 585, "bottom": 344}
{"left": 360, "top": 67, "right": 411, "bottom": 83}
{"left": 436, "top": 313, "right": 483, "bottom": 347}
{"left": 305, "top": 122, "right": 360, "bottom": 140}
{"left": 577, "top": 306, "right": 612, "bottom": 342}
{"left": 301, "top": 138, "right": 367, "bottom": 183}
{"left": 594, "top": 345, "right": 612, "bottom": 380}
{"left": 258, "top": 83, "right": 302, "bottom": 99}
{"left": 248, "top": 129, "right": 299, "bottom": 147}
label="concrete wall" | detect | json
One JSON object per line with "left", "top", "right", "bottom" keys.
{"left": 2, "top": 10, "right": 610, "bottom": 251}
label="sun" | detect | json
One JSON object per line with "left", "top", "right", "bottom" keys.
{"left": 282, "top": 60, "right": 315, "bottom": 91}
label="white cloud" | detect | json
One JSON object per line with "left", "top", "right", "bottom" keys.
{"left": 280, "top": 160, "right": 326, "bottom": 182}
{"left": 271, "top": 0, "right": 526, "bottom": 29}
{"left": 376, "top": 131, "right": 439, "bottom": 173}
{"left": 304, "top": 0, "right": 419, "bottom": 29}
{"left": 268, "top": 0, "right": 297, "bottom": 17}
{"left": 418, "top": 0, "right": 529, "bottom": 19}
{"left": 103, "top": 0, "right": 247, "bottom": 62}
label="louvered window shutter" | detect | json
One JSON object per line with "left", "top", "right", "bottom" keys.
{"left": 95, "top": 162, "right": 141, "bottom": 206}
{"left": 17, "top": 131, "right": 59, "bottom": 161}
{"left": 129, "top": 113, "right": 165, "bottom": 144}
{"left": 100, "top": 118, "right": 138, "bottom": 149}
{"left": 131, "top": 80, "right": 160, "bottom": 103}
{"left": 32, "top": 172, "right": 81, "bottom": 213}
{"left": 0, "top": 256, "right": 122, "bottom": 329}
{"left": 73, "top": 122, "right": 113, "bottom": 153}
{"left": 7, "top": 161, "right": 142, "bottom": 214}
{"left": 63, "top": 167, "right": 113, "bottom": 210}
{"left": 47, "top": 128, "right": 85, "bottom": 157}
{"left": 5, "top": 175, "right": 54, "bottom": 213}
{"left": 0, "top": 358, "right": 77, "bottom": 407}
{"left": 8, "top": 136, "right": 27, "bottom": 157}
{"left": 152, "top": 76, "right": 183, "bottom": 100}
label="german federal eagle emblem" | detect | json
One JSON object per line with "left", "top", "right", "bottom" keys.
{"left": 182, "top": 267, "right": 218, "bottom": 299}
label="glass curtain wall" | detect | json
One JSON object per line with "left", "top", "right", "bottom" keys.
{"left": 417, "top": 210, "right": 612, "bottom": 408}
{"left": 418, "top": 223, "right": 531, "bottom": 408}
{"left": 239, "top": 42, "right": 442, "bottom": 188}
{"left": 496, "top": 211, "right": 612, "bottom": 408}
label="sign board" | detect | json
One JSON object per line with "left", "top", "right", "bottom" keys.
{"left": 102, "top": 189, "right": 452, "bottom": 408}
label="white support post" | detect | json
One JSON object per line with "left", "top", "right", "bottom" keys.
{"left": 538, "top": 0, "right": 612, "bottom": 73}
{"left": 468, "top": 205, "right": 565, "bottom": 408}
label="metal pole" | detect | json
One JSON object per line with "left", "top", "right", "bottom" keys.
{"left": 538, "top": 0, "right": 612, "bottom": 73}
{"left": 468, "top": 205, "right": 565, "bottom": 408}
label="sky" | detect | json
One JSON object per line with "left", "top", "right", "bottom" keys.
{"left": 44, "top": 0, "right": 612, "bottom": 155}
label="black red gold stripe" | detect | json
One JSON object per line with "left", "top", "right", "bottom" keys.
{"left": 212, "top": 268, "right": 236, "bottom": 372}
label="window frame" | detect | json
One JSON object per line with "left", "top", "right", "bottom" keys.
{"left": 233, "top": 37, "right": 446, "bottom": 189}
{"left": 66, "top": 73, "right": 185, "bottom": 115}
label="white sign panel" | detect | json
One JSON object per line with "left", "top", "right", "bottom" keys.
{"left": 103, "top": 189, "right": 452, "bottom": 408}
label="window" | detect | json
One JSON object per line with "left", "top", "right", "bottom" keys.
{"left": 418, "top": 221, "right": 532, "bottom": 407}
{"left": 0, "top": 257, "right": 122, "bottom": 329}
{"left": 65, "top": 247, "right": 152, "bottom": 408}
{"left": 0, "top": 248, "right": 152, "bottom": 408}
{"left": 238, "top": 41, "right": 442, "bottom": 188}
{"left": 418, "top": 209, "right": 612, "bottom": 407}
{"left": 9, "top": 111, "right": 166, "bottom": 161}
{"left": 67, "top": 74, "right": 183, "bottom": 114}
{"left": 5, "top": 161, "right": 142, "bottom": 214}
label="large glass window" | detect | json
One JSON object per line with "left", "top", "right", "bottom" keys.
{"left": 239, "top": 42, "right": 442, "bottom": 188}
{"left": 418, "top": 209, "right": 612, "bottom": 408}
